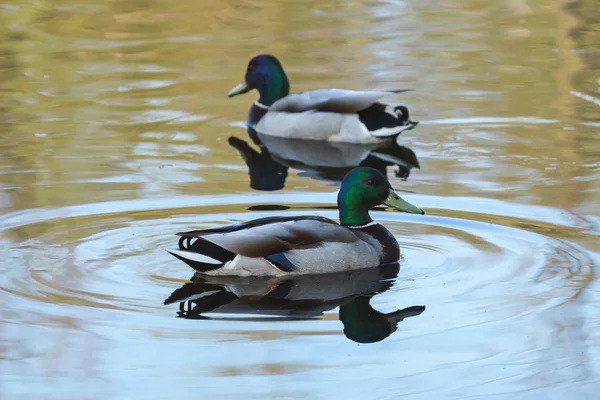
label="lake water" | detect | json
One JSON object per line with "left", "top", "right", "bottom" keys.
{"left": 2, "top": 0, "right": 600, "bottom": 398}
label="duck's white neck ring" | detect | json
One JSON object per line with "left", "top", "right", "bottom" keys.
{"left": 346, "top": 222, "right": 378, "bottom": 229}
{"left": 254, "top": 101, "right": 270, "bottom": 110}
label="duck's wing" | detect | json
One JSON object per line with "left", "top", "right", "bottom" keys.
{"left": 270, "top": 89, "right": 413, "bottom": 114}
{"left": 175, "top": 216, "right": 361, "bottom": 270}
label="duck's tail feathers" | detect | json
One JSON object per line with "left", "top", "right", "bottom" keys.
{"left": 368, "top": 122, "right": 419, "bottom": 138}
{"left": 358, "top": 103, "right": 419, "bottom": 138}
{"left": 178, "top": 236, "right": 237, "bottom": 262}
{"left": 169, "top": 236, "right": 237, "bottom": 272}
{"left": 168, "top": 249, "right": 224, "bottom": 272}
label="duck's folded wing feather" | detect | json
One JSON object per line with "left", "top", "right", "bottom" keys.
{"left": 177, "top": 216, "right": 359, "bottom": 258}
{"left": 270, "top": 89, "right": 413, "bottom": 114}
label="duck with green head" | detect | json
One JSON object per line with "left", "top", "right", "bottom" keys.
{"left": 228, "top": 55, "right": 418, "bottom": 144}
{"left": 169, "top": 167, "right": 424, "bottom": 276}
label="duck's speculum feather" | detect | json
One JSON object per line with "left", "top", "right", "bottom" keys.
{"left": 265, "top": 253, "right": 296, "bottom": 272}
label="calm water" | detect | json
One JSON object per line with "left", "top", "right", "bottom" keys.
{"left": 2, "top": 0, "right": 600, "bottom": 398}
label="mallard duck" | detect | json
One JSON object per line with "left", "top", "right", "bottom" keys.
{"left": 227, "top": 55, "right": 418, "bottom": 144}
{"left": 168, "top": 167, "right": 424, "bottom": 276}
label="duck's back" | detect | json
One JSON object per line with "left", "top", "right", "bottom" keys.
{"left": 172, "top": 217, "right": 396, "bottom": 276}
{"left": 269, "top": 89, "right": 395, "bottom": 113}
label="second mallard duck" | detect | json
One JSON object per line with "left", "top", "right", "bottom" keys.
{"left": 169, "top": 167, "right": 424, "bottom": 276}
{"left": 228, "top": 55, "right": 418, "bottom": 144}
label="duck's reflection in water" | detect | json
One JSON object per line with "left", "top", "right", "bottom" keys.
{"left": 229, "top": 129, "right": 420, "bottom": 191}
{"left": 165, "top": 263, "right": 425, "bottom": 344}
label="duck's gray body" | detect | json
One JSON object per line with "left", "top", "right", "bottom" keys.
{"left": 169, "top": 216, "right": 400, "bottom": 277}
{"left": 250, "top": 89, "right": 418, "bottom": 144}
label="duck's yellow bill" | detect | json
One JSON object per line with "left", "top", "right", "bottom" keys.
{"left": 228, "top": 82, "right": 251, "bottom": 97}
{"left": 383, "top": 189, "right": 424, "bottom": 215}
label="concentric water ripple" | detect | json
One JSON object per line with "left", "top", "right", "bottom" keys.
{"left": 2, "top": 194, "right": 595, "bottom": 322}
{"left": 2, "top": 192, "right": 599, "bottom": 399}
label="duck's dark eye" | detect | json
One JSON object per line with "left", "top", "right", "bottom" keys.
{"left": 248, "top": 63, "right": 255, "bottom": 72}
{"left": 366, "top": 179, "right": 375, "bottom": 186}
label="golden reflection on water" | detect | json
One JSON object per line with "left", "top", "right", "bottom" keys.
{"left": 1, "top": 0, "right": 600, "bottom": 398}
{"left": 0, "top": 0, "right": 598, "bottom": 212}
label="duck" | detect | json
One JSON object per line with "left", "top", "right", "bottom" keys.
{"left": 227, "top": 55, "right": 418, "bottom": 144}
{"left": 168, "top": 167, "right": 424, "bottom": 276}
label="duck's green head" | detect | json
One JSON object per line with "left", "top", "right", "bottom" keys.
{"left": 337, "top": 167, "right": 424, "bottom": 227}
{"left": 228, "top": 55, "right": 290, "bottom": 106}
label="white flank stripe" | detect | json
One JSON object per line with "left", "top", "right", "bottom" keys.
{"left": 368, "top": 125, "right": 413, "bottom": 137}
{"left": 168, "top": 249, "right": 221, "bottom": 264}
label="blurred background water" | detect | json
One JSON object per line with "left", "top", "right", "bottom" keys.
{"left": 1, "top": 0, "right": 600, "bottom": 398}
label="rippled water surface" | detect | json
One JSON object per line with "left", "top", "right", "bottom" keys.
{"left": 2, "top": 0, "right": 600, "bottom": 398}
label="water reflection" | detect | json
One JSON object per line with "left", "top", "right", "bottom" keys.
{"left": 2, "top": 0, "right": 599, "bottom": 397}
{"left": 229, "top": 128, "right": 420, "bottom": 191}
{"left": 165, "top": 263, "right": 425, "bottom": 344}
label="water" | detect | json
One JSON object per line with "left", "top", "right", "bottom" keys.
{"left": 2, "top": 0, "right": 600, "bottom": 398}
